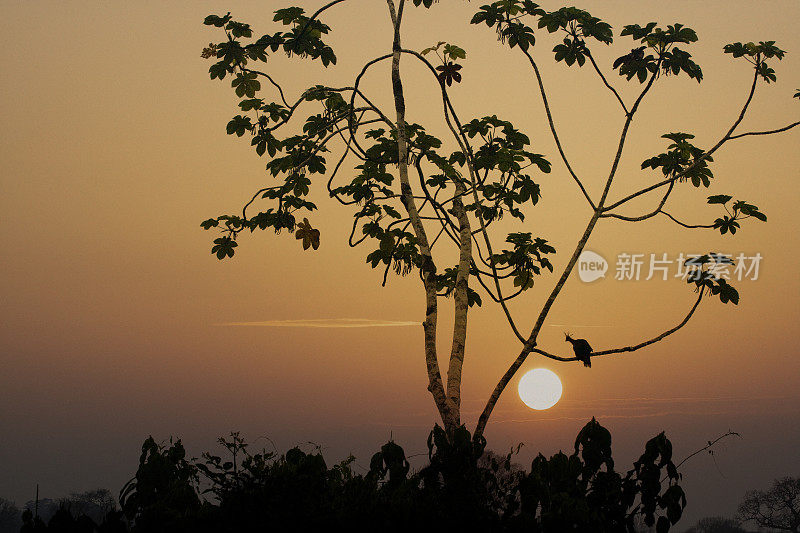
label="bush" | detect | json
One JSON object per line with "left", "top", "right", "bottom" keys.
{"left": 117, "top": 418, "right": 687, "bottom": 532}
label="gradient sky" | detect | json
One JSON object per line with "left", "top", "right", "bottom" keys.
{"left": 1, "top": 0, "right": 798, "bottom": 526}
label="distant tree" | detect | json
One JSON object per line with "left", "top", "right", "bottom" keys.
{"left": 0, "top": 498, "right": 22, "bottom": 533}
{"left": 56, "top": 489, "right": 117, "bottom": 523}
{"left": 200, "top": 1, "right": 798, "bottom": 444}
{"left": 737, "top": 476, "right": 800, "bottom": 533}
{"left": 19, "top": 509, "right": 46, "bottom": 533}
{"left": 684, "top": 515, "right": 748, "bottom": 533}
{"left": 23, "top": 499, "right": 58, "bottom": 525}
{"left": 47, "top": 506, "right": 96, "bottom": 533}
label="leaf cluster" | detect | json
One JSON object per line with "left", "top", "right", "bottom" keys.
{"left": 684, "top": 254, "right": 740, "bottom": 304}
{"left": 641, "top": 133, "right": 713, "bottom": 187}
{"left": 617, "top": 23, "right": 702, "bottom": 83}
{"left": 724, "top": 41, "right": 786, "bottom": 83}
{"left": 706, "top": 195, "right": 766, "bottom": 235}
{"left": 491, "top": 233, "right": 555, "bottom": 290}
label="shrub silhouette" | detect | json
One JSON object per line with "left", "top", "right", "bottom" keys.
{"left": 115, "top": 419, "right": 686, "bottom": 532}
{"left": 119, "top": 437, "right": 201, "bottom": 532}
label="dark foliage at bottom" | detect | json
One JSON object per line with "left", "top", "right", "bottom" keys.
{"left": 20, "top": 418, "right": 687, "bottom": 533}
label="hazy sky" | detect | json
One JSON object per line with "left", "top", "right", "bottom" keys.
{"left": 1, "top": 0, "right": 798, "bottom": 526}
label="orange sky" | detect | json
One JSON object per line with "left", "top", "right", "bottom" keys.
{"left": 1, "top": 0, "right": 798, "bottom": 525}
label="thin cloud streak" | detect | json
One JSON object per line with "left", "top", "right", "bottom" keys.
{"left": 547, "top": 324, "right": 616, "bottom": 328}
{"left": 216, "top": 318, "right": 419, "bottom": 328}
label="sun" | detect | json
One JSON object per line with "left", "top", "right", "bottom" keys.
{"left": 518, "top": 368, "right": 563, "bottom": 410}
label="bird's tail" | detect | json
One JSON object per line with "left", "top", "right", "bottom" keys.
{"left": 583, "top": 358, "right": 591, "bottom": 368}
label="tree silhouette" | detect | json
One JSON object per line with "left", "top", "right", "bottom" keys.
{"left": 737, "top": 476, "right": 800, "bottom": 532}
{"left": 117, "top": 420, "right": 697, "bottom": 532}
{"left": 200, "top": 1, "right": 798, "bottom": 439}
{"left": 684, "top": 516, "right": 748, "bottom": 533}
{"left": 0, "top": 498, "right": 22, "bottom": 533}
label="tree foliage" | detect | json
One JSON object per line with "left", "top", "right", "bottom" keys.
{"left": 199, "top": 0, "right": 797, "bottom": 440}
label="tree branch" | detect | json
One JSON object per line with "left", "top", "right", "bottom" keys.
{"left": 585, "top": 49, "right": 629, "bottom": 115}
{"left": 532, "top": 287, "right": 705, "bottom": 364}
{"left": 728, "top": 120, "right": 800, "bottom": 139}
{"left": 521, "top": 48, "right": 596, "bottom": 210}
{"left": 475, "top": 65, "right": 662, "bottom": 440}
{"left": 603, "top": 67, "right": 761, "bottom": 213}
{"left": 659, "top": 211, "right": 715, "bottom": 229}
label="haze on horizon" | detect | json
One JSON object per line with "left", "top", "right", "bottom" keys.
{"left": 1, "top": 0, "right": 798, "bottom": 526}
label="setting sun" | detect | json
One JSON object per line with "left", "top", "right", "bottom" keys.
{"left": 518, "top": 369, "right": 563, "bottom": 410}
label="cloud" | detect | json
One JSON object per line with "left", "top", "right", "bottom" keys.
{"left": 547, "top": 324, "right": 615, "bottom": 328}
{"left": 216, "top": 318, "right": 419, "bottom": 328}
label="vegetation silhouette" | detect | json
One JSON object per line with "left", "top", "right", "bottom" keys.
{"left": 199, "top": 0, "right": 798, "bottom": 442}
{"left": 737, "top": 475, "right": 800, "bottom": 532}
{"left": 1, "top": 423, "right": 756, "bottom": 532}
{"left": 110, "top": 419, "right": 691, "bottom": 532}
{"left": 683, "top": 516, "right": 749, "bottom": 533}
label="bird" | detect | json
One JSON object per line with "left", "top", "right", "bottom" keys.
{"left": 612, "top": 46, "right": 645, "bottom": 70}
{"left": 565, "top": 333, "right": 593, "bottom": 368}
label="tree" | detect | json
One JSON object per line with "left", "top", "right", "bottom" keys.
{"left": 57, "top": 489, "right": 117, "bottom": 524}
{"left": 684, "top": 516, "right": 748, "bottom": 533}
{"left": 0, "top": 498, "right": 22, "bottom": 533}
{"left": 200, "top": 1, "right": 798, "bottom": 440}
{"left": 737, "top": 476, "right": 800, "bottom": 532}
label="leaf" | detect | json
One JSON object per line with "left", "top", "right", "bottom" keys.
{"left": 209, "top": 62, "right": 229, "bottom": 80}
{"left": 232, "top": 72, "right": 261, "bottom": 98}
{"left": 273, "top": 7, "right": 305, "bottom": 25}
{"left": 200, "top": 218, "right": 219, "bottom": 230}
{"left": 421, "top": 41, "right": 446, "bottom": 56}
{"left": 226, "top": 115, "right": 252, "bottom": 137}
{"left": 435, "top": 62, "right": 463, "bottom": 86}
{"left": 707, "top": 194, "right": 732, "bottom": 205}
{"left": 204, "top": 12, "right": 231, "bottom": 27}
{"left": 443, "top": 43, "right": 467, "bottom": 60}
{"left": 239, "top": 99, "right": 263, "bottom": 111}
{"left": 211, "top": 236, "right": 237, "bottom": 260}
{"left": 295, "top": 217, "right": 320, "bottom": 250}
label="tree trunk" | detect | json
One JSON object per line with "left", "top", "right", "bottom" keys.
{"left": 386, "top": 0, "right": 456, "bottom": 433}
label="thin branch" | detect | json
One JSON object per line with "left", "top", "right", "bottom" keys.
{"left": 675, "top": 430, "right": 741, "bottom": 472}
{"left": 242, "top": 68, "right": 290, "bottom": 108}
{"left": 520, "top": 48, "right": 596, "bottom": 210}
{"left": 728, "top": 120, "right": 800, "bottom": 140}
{"left": 532, "top": 287, "right": 705, "bottom": 364}
{"left": 295, "top": 0, "right": 348, "bottom": 44}
{"left": 604, "top": 67, "right": 761, "bottom": 213}
{"left": 660, "top": 211, "right": 714, "bottom": 229}
{"left": 585, "top": 49, "right": 629, "bottom": 115}
{"left": 601, "top": 182, "right": 674, "bottom": 222}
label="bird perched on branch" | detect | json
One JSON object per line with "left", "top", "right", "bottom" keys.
{"left": 565, "top": 333, "right": 593, "bottom": 368}
{"left": 612, "top": 46, "right": 645, "bottom": 69}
